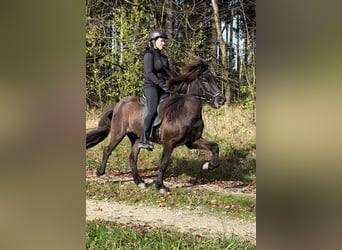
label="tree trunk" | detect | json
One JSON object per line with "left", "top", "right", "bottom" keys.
{"left": 229, "top": 6, "right": 233, "bottom": 71}
{"left": 209, "top": 7, "right": 217, "bottom": 62}
{"left": 244, "top": 26, "right": 248, "bottom": 81}
{"left": 165, "top": 0, "right": 173, "bottom": 66}
{"left": 225, "top": 9, "right": 229, "bottom": 72}
{"left": 236, "top": 15, "right": 241, "bottom": 81}
{"left": 211, "top": 0, "right": 230, "bottom": 101}
{"left": 211, "top": 0, "right": 227, "bottom": 68}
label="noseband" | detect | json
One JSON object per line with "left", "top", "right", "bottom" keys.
{"left": 199, "top": 83, "right": 221, "bottom": 101}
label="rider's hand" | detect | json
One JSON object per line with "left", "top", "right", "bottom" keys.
{"left": 159, "top": 82, "right": 169, "bottom": 92}
{"left": 158, "top": 80, "right": 166, "bottom": 89}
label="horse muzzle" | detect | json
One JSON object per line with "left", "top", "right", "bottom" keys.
{"left": 212, "top": 93, "right": 226, "bottom": 108}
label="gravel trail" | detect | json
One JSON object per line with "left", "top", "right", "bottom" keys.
{"left": 86, "top": 199, "right": 256, "bottom": 242}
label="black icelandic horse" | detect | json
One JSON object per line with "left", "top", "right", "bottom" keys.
{"left": 86, "top": 57, "right": 226, "bottom": 193}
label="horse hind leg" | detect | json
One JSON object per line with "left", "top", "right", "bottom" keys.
{"left": 186, "top": 138, "right": 220, "bottom": 170}
{"left": 96, "top": 146, "right": 111, "bottom": 176}
{"left": 96, "top": 132, "right": 125, "bottom": 176}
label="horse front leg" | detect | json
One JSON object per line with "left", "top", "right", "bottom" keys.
{"left": 128, "top": 134, "right": 146, "bottom": 189}
{"left": 156, "top": 143, "right": 174, "bottom": 193}
{"left": 186, "top": 138, "right": 220, "bottom": 170}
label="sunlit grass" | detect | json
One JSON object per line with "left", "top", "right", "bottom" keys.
{"left": 86, "top": 105, "right": 256, "bottom": 247}
{"left": 86, "top": 220, "right": 256, "bottom": 250}
{"left": 86, "top": 105, "right": 256, "bottom": 182}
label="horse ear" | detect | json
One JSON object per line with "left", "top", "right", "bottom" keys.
{"left": 190, "top": 55, "right": 207, "bottom": 70}
{"left": 190, "top": 55, "right": 206, "bottom": 65}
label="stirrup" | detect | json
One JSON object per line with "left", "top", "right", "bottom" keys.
{"left": 138, "top": 142, "right": 154, "bottom": 151}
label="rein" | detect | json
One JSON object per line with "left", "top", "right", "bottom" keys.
{"left": 168, "top": 90, "right": 208, "bottom": 102}
{"left": 167, "top": 77, "right": 221, "bottom": 104}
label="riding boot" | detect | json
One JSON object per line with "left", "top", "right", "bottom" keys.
{"left": 138, "top": 130, "right": 154, "bottom": 151}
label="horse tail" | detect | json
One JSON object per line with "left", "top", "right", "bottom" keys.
{"left": 86, "top": 104, "right": 115, "bottom": 149}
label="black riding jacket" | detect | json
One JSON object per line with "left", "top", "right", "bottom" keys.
{"left": 143, "top": 48, "right": 170, "bottom": 88}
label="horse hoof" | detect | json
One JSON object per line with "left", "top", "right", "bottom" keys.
{"left": 202, "top": 162, "right": 210, "bottom": 170}
{"left": 96, "top": 169, "right": 105, "bottom": 176}
{"left": 138, "top": 183, "right": 146, "bottom": 189}
{"left": 159, "top": 188, "right": 167, "bottom": 194}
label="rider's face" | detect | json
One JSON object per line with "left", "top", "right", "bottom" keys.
{"left": 155, "top": 37, "right": 166, "bottom": 50}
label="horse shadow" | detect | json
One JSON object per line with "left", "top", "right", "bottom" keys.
{"left": 107, "top": 144, "right": 256, "bottom": 187}
{"left": 164, "top": 144, "right": 256, "bottom": 184}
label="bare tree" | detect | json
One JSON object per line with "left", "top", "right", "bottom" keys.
{"left": 86, "top": 0, "right": 255, "bottom": 108}
{"left": 211, "top": 0, "right": 227, "bottom": 67}
{"left": 211, "top": 0, "right": 230, "bottom": 100}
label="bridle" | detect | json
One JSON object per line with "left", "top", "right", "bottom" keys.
{"left": 198, "top": 78, "right": 222, "bottom": 101}
{"left": 168, "top": 70, "right": 222, "bottom": 104}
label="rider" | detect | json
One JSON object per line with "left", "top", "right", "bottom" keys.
{"left": 138, "top": 29, "right": 170, "bottom": 150}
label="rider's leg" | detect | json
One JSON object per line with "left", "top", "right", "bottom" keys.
{"left": 139, "top": 86, "right": 158, "bottom": 150}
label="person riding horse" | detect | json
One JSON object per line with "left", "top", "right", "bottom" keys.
{"left": 86, "top": 56, "right": 226, "bottom": 192}
{"left": 138, "top": 29, "right": 170, "bottom": 151}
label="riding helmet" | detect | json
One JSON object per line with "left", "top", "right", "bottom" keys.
{"left": 149, "top": 29, "right": 168, "bottom": 41}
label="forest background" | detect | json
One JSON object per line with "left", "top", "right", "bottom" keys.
{"left": 86, "top": 0, "right": 256, "bottom": 119}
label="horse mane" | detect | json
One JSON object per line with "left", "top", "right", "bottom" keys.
{"left": 166, "top": 56, "right": 208, "bottom": 92}
{"left": 160, "top": 95, "right": 187, "bottom": 121}
{"left": 160, "top": 57, "right": 208, "bottom": 121}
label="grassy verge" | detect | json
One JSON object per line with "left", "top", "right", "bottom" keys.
{"left": 86, "top": 220, "right": 256, "bottom": 250}
{"left": 86, "top": 136, "right": 255, "bottom": 183}
{"left": 86, "top": 105, "right": 256, "bottom": 182}
{"left": 86, "top": 181, "right": 256, "bottom": 221}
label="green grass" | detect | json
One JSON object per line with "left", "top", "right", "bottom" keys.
{"left": 86, "top": 220, "right": 256, "bottom": 250}
{"left": 86, "top": 181, "right": 256, "bottom": 221}
{"left": 86, "top": 136, "right": 255, "bottom": 183}
{"left": 86, "top": 105, "right": 256, "bottom": 182}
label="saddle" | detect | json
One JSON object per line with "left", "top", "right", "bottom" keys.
{"left": 139, "top": 92, "right": 169, "bottom": 142}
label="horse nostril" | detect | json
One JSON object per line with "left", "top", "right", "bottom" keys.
{"left": 219, "top": 95, "right": 226, "bottom": 105}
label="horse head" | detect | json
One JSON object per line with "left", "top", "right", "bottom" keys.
{"left": 167, "top": 57, "right": 226, "bottom": 108}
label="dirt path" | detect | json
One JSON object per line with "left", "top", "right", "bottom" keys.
{"left": 86, "top": 199, "right": 256, "bottom": 242}
{"left": 86, "top": 170, "right": 256, "bottom": 242}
